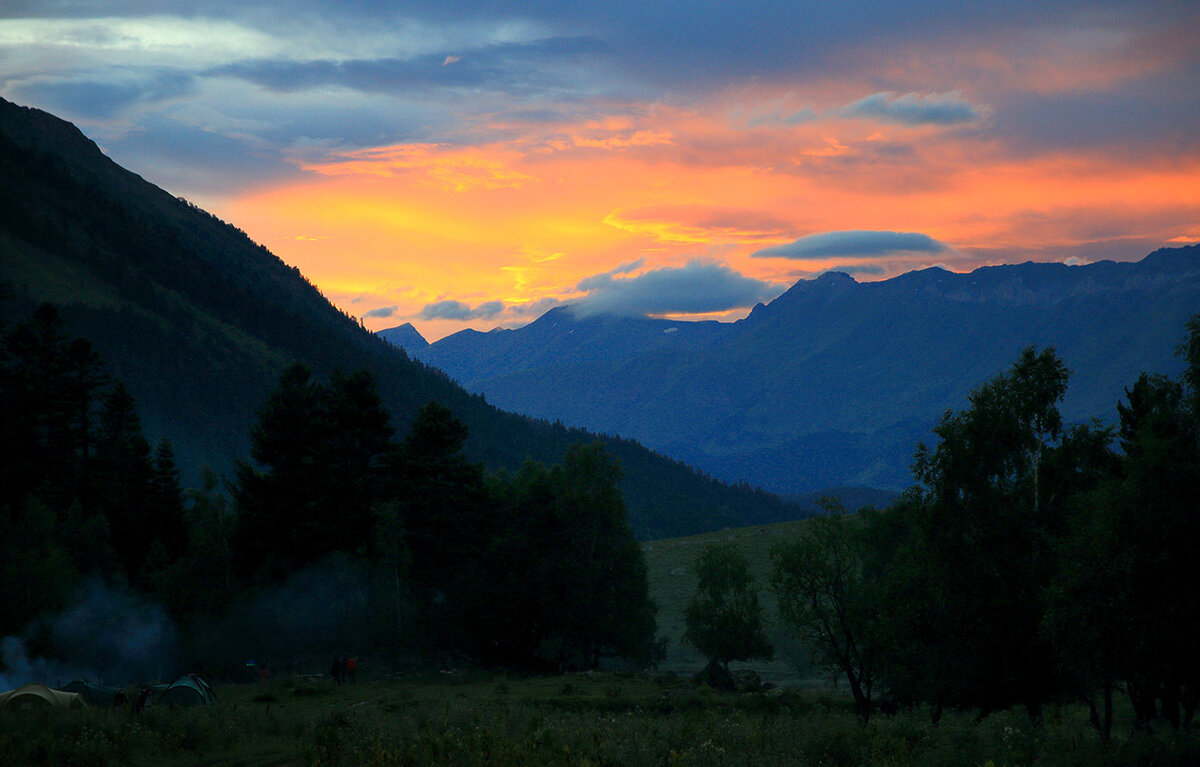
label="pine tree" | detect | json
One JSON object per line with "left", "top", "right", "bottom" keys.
{"left": 233, "top": 364, "right": 396, "bottom": 582}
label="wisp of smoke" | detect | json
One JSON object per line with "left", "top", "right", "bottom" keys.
{"left": 0, "top": 578, "right": 177, "bottom": 689}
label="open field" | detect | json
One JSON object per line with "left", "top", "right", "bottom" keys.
{"left": 641, "top": 518, "right": 817, "bottom": 685}
{"left": 3, "top": 671, "right": 1197, "bottom": 766}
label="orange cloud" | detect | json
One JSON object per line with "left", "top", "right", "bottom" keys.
{"left": 571, "top": 129, "right": 675, "bottom": 150}
{"left": 304, "top": 144, "right": 533, "bottom": 192}
{"left": 603, "top": 205, "right": 794, "bottom": 244}
{"left": 218, "top": 97, "right": 1200, "bottom": 341}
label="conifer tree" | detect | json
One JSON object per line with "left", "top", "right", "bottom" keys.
{"left": 234, "top": 364, "right": 396, "bottom": 582}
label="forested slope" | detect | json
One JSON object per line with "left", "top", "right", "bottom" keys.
{"left": 0, "top": 97, "right": 797, "bottom": 539}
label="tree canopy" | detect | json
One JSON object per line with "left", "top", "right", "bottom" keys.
{"left": 768, "top": 320, "right": 1200, "bottom": 734}
{"left": 685, "top": 542, "right": 772, "bottom": 673}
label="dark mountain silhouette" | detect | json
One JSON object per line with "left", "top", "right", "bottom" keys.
{"left": 400, "top": 247, "right": 1200, "bottom": 493}
{"left": 377, "top": 322, "right": 428, "bottom": 353}
{"left": 0, "top": 97, "right": 800, "bottom": 539}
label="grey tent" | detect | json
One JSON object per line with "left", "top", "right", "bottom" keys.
{"left": 62, "top": 680, "right": 125, "bottom": 707}
{"left": 157, "top": 674, "right": 216, "bottom": 707}
{"left": 0, "top": 683, "right": 86, "bottom": 710}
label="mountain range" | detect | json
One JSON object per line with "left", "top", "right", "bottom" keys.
{"left": 0, "top": 97, "right": 800, "bottom": 539}
{"left": 384, "top": 248, "right": 1200, "bottom": 494}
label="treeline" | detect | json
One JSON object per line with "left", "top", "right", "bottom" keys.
{"left": 763, "top": 316, "right": 1200, "bottom": 738}
{"left": 0, "top": 303, "right": 657, "bottom": 671}
{"left": 0, "top": 304, "right": 190, "bottom": 633}
{"left": 231, "top": 362, "right": 657, "bottom": 668}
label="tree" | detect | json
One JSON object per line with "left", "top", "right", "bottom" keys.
{"left": 170, "top": 468, "right": 236, "bottom": 618}
{"left": 772, "top": 499, "right": 879, "bottom": 720}
{"left": 0, "top": 303, "right": 107, "bottom": 510}
{"left": 368, "top": 499, "right": 415, "bottom": 652}
{"left": 549, "top": 443, "right": 657, "bottom": 669}
{"left": 1107, "top": 365, "right": 1200, "bottom": 731}
{"left": 391, "top": 401, "right": 489, "bottom": 602}
{"left": 384, "top": 401, "right": 493, "bottom": 653}
{"left": 1041, "top": 426, "right": 1125, "bottom": 742}
{"left": 89, "top": 381, "right": 155, "bottom": 583}
{"left": 480, "top": 443, "right": 658, "bottom": 669}
{"left": 234, "top": 364, "right": 396, "bottom": 582}
{"left": 685, "top": 542, "right": 772, "bottom": 675}
{"left": 902, "top": 347, "right": 1073, "bottom": 717}
{"left": 147, "top": 438, "right": 188, "bottom": 561}
{"left": 1044, "top": 478, "right": 1128, "bottom": 743}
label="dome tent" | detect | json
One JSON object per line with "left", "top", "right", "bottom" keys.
{"left": 156, "top": 674, "right": 216, "bottom": 707}
{"left": 0, "top": 683, "right": 86, "bottom": 710}
{"left": 62, "top": 680, "right": 125, "bottom": 706}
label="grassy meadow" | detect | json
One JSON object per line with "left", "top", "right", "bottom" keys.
{"left": 3, "top": 670, "right": 1196, "bottom": 766}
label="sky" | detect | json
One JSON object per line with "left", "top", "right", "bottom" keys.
{"left": 2, "top": 2, "right": 1198, "bottom": 341}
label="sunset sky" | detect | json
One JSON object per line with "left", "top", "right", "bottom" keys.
{"left": 2, "top": 1, "right": 1198, "bottom": 340}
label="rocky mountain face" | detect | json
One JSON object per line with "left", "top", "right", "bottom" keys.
{"left": 394, "top": 247, "right": 1200, "bottom": 493}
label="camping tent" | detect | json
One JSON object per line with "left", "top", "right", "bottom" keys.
{"left": 0, "top": 684, "right": 86, "bottom": 710}
{"left": 156, "top": 674, "right": 216, "bottom": 707}
{"left": 62, "top": 680, "right": 125, "bottom": 706}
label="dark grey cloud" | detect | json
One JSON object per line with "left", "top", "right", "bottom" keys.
{"left": 576, "top": 259, "right": 783, "bottom": 317}
{"left": 419, "top": 299, "right": 504, "bottom": 320}
{"left": 825, "top": 264, "right": 886, "bottom": 275}
{"left": 362, "top": 305, "right": 398, "bottom": 318}
{"left": 8, "top": 69, "right": 196, "bottom": 120}
{"left": 208, "top": 36, "right": 607, "bottom": 97}
{"left": 4, "top": 0, "right": 1196, "bottom": 219}
{"left": 96, "top": 112, "right": 302, "bottom": 196}
{"left": 986, "top": 62, "right": 1200, "bottom": 161}
{"left": 838, "top": 91, "right": 983, "bottom": 126}
{"left": 6, "top": 1, "right": 1191, "bottom": 103}
{"left": 753, "top": 230, "right": 949, "bottom": 260}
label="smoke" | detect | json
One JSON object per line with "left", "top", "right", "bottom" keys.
{"left": 1, "top": 635, "right": 38, "bottom": 691}
{"left": 184, "top": 553, "right": 371, "bottom": 667}
{"left": 1, "top": 559, "right": 372, "bottom": 690}
{"left": 0, "top": 578, "right": 177, "bottom": 690}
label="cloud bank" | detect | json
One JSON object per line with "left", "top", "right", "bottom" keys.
{"left": 419, "top": 299, "right": 504, "bottom": 321}
{"left": 838, "top": 91, "right": 984, "bottom": 126}
{"left": 753, "top": 230, "right": 950, "bottom": 260}
{"left": 362, "top": 305, "right": 398, "bottom": 318}
{"left": 575, "top": 259, "right": 783, "bottom": 317}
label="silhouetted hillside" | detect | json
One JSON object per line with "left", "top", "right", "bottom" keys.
{"left": 0, "top": 97, "right": 800, "bottom": 538}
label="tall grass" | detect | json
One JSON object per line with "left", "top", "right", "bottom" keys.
{"left": 1, "top": 676, "right": 1196, "bottom": 766}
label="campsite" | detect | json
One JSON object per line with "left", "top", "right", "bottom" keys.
{"left": 3, "top": 665, "right": 1199, "bottom": 767}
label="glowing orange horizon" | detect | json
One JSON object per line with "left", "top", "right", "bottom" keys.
{"left": 218, "top": 98, "right": 1200, "bottom": 343}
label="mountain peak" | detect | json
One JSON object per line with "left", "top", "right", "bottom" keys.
{"left": 377, "top": 322, "right": 429, "bottom": 352}
{"left": 816, "top": 270, "right": 858, "bottom": 284}
{"left": 1140, "top": 243, "right": 1200, "bottom": 270}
